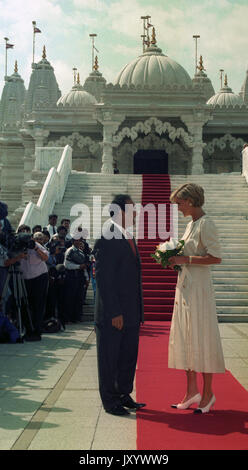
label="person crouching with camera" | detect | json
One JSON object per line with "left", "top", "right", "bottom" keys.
{"left": 63, "top": 231, "right": 88, "bottom": 323}
{"left": 19, "top": 236, "right": 49, "bottom": 340}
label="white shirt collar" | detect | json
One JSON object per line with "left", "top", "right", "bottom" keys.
{"left": 111, "top": 220, "right": 133, "bottom": 239}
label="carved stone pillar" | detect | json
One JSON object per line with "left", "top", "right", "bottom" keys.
{"left": 101, "top": 123, "right": 115, "bottom": 174}
{"left": 181, "top": 110, "right": 212, "bottom": 175}
{"left": 21, "top": 127, "right": 50, "bottom": 182}
{"left": 190, "top": 123, "right": 205, "bottom": 175}
{"left": 96, "top": 110, "right": 125, "bottom": 174}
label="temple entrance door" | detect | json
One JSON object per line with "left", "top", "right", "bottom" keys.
{"left": 133, "top": 149, "right": 168, "bottom": 174}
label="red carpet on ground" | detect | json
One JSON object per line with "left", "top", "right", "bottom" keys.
{"left": 136, "top": 174, "right": 248, "bottom": 450}
{"left": 137, "top": 175, "right": 177, "bottom": 320}
{"left": 136, "top": 322, "right": 248, "bottom": 450}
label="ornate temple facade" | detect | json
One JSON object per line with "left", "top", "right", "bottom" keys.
{"left": 0, "top": 27, "right": 248, "bottom": 219}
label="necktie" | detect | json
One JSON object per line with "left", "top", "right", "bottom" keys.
{"left": 126, "top": 235, "right": 136, "bottom": 257}
{"left": 53, "top": 226, "right": 56, "bottom": 234}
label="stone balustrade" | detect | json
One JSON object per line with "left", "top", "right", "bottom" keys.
{"left": 242, "top": 146, "right": 248, "bottom": 184}
{"left": 18, "top": 144, "right": 72, "bottom": 228}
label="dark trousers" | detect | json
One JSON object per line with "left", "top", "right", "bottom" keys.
{"left": 25, "top": 272, "right": 49, "bottom": 335}
{"left": 95, "top": 323, "right": 140, "bottom": 410}
{"left": 45, "top": 280, "right": 56, "bottom": 320}
{"left": 64, "top": 270, "right": 85, "bottom": 322}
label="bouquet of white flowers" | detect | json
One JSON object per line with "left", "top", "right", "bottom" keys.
{"left": 151, "top": 238, "right": 185, "bottom": 271}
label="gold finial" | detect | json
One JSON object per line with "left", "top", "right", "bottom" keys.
{"left": 42, "top": 45, "right": 46, "bottom": 59}
{"left": 93, "top": 55, "right": 99, "bottom": 71}
{"left": 224, "top": 73, "right": 228, "bottom": 86}
{"left": 14, "top": 60, "right": 18, "bottom": 73}
{"left": 77, "top": 72, "right": 80, "bottom": 85}
{"left": 151, "top": 27, "right": 157, "bottom": 45}
{"left": 73, "top": 67, "right": 77, "bottom": 84}
{"left": 197, "top": 55, "right": 206, "bottom": 72}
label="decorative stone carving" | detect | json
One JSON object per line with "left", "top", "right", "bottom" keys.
{"left": 205, "top": 134, "right": 245, "bottom": 155}
{"left": 48, "top": 132, "right": 101, "bottom": 156}
{"left": 113, "top": 117, "right": 194, "bottom": 148}
{"left": 115, "top": 133, "right": 190, "bottom": 174}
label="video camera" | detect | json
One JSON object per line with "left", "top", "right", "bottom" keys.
{"left": 0, "top": 231, "right": 36, "bottom": 258}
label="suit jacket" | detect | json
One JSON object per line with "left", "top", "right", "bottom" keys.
{"left": 93, "top": 224, "right": 144, "bottom": 328}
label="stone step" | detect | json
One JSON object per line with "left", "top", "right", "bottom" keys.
{"left": 214, "top": 284, "right": 248, "bottom": 291}
{"left": 218, "top": 314, "right": 248, "bottom": 322}
{"left": 216, "top": 306, "right": 248, "bottom": 314}
{"left": 215, "top": 291, "right": 248, "bottom": 299}
{"left": 212, "top": 271, "right": 248, "bottom": 278}
{"left": 212, "top": 265, "right": 248, "bottom": 271}
{"left": 213, "top": 277, "right": 248, "bottom": 284}
{"left": 216, "top": 298, "right": 248, "bottom": 306}
{"left": 220, "top": 259, "right": 248, "bottom": 265}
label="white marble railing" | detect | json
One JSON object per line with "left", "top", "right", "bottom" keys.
{"left": 19, "top": 145, "right": 72, "bottom": 228}
{"left": 242, "top": 146, "right": 248, "bottom": 184}
{"left": 34, "top": 147, "right": 65, "bottom": 171}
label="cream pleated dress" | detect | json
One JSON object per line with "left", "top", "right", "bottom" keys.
{"left": 168, "top": 215, "right": 225, "bottom": 373}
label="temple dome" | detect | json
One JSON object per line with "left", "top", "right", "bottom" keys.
{"left": 114, "top": 42, "right": 192, "bottom": 89}
{"left": 57, "top": 82, "right": 97, "bottom": 107}
{"left": 207, "top": 76, "right": 243, "bottom": 107}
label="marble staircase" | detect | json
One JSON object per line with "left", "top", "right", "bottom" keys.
{"left": 53, "top": 172, "right": 143, "bottom": 319}
{"left": 53, "top": 171, "right": 248, "bottom": 322}
{"left": 170, "top": 173, "right": 248, "bottom": 322}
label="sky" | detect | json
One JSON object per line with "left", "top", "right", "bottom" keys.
{"left": 0, "top": 0, "right": 247, "bottom": 97}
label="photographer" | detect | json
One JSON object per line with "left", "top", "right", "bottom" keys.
{"left": 0, "top": 202, "right": 13, "bottom": 239}
{"left": 63, "top": 232, "right": 88, "bottom": 323}
{"left": 0, "top": 231, "right": 26, "bottom": 315}
{"left": 19, "top": 237, "right": 49, "bottom": 340}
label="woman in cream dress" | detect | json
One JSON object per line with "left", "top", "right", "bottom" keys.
{"left": 168, "top": 183, "right": 225, "bottom": 414}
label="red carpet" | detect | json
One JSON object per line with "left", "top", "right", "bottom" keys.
{"left": 136, "top": 322, "right": 248, "bottom": 450}
{"left": 137, "top": 175, "right": 177, "bottom": 320}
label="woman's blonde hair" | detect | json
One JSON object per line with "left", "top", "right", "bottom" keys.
{"left": 170, "top": 183, "right": 204, "bottom": 207}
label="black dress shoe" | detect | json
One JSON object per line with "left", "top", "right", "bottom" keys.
{"left": 24, "top": 333, "right": 41, "bottom": 342}
{"left": 105, "top": 405, "right": 130, "bottom": 416}
{"left": 120, "top": 395, "right": 146, "bottom": 410}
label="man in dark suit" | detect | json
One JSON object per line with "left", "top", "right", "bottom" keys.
{"left": 94, "top": 194, "right": 146, "bottom": 416}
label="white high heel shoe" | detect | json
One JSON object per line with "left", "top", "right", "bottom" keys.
{"left": 194, "top": 395, "right": 216, "bottom": 414}
{"left": 171, "top": 393, "right": 201, "bottom": 410}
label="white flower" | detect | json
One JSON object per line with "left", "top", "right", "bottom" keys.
{"left": 158, "top": 238, "right": 178, "bottom": 253}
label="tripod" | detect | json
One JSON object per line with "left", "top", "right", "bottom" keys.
{"left": 1, "top": 263, "right": 34, "bottom": 341}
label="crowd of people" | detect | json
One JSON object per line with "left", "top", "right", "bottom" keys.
{"left": 0, "top": 207, "right": 96, "bottom": 342}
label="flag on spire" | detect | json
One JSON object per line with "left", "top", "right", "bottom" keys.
{"left": 6, "top": 43, "right": 14, "bottom": 49}
{"left": 34, "top": 27, "right": 41, "bottom": 33}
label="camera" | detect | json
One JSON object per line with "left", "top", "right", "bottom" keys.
{"left": 6, "top": 233, "right": 36, "bottom": 258}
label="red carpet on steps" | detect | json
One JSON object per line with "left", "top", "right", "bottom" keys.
{"left": 137, "top": 175, "right": 177, "bottom": 321}
{"left": 136, "top": 322, "right": 248, "bottom": 450}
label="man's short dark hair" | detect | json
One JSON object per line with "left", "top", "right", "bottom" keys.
{"left": 42, "top": 230, "right": 50, "bottom": 239}
{"left": 32, "top": 225, "right": 42, "bottom": 233}
{"left": 61, "top": 218, "right": 70, "bottom": 224}
{"left": 110, "top": 194, "right": 132, "bottom": 218}
{"left": 17, "top": 224, "right": 31, "bottom": 233}
{"left": 49, "top": 214, "right": 58, "bottom": 219}
{"left": 57, "top": 225, "right": 67, "bottom": 233}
